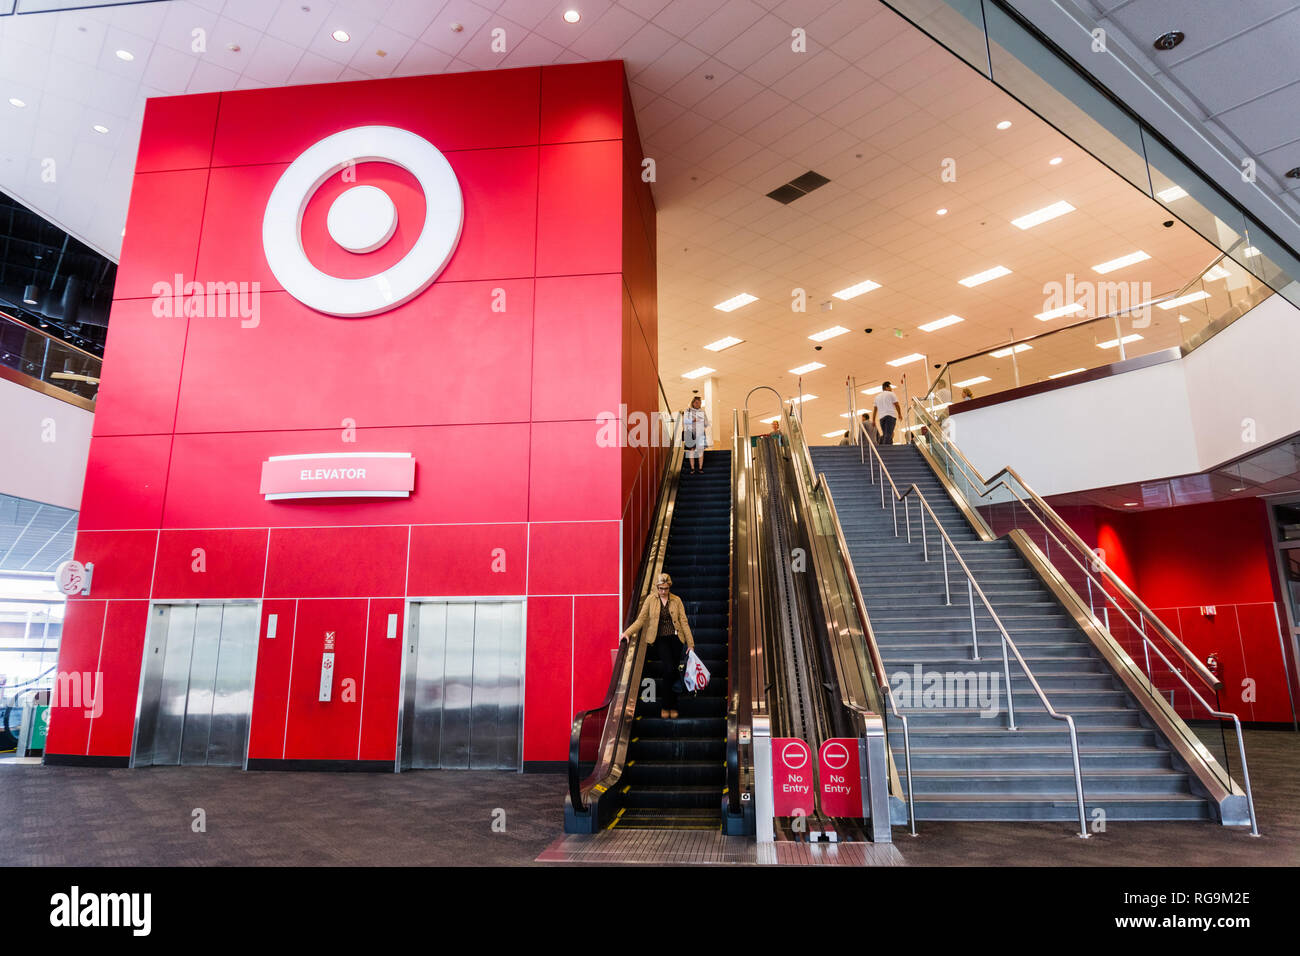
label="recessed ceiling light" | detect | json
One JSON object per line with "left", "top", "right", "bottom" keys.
{"left": 1156, "top": 185, "right": 1187, "bottom": 202}
{"left": 8, "top": 97, "right": 25, "bottom": 108}
{"left": 996, "top": 120, "right": 1012, "bottom": 130}
{"left": 832, "top": 279, "right": 881, "bottom": 300}
{"left": 822, "top": 430, "right": 847, "bottom": 438}
{"left": 1011, "top": 200, "right": 1075, "bottom": 230}
{"left": 682, "top": 366, "right": 714, "bottom": 379}
{"left": 714, "top": 292, "right": 757, "bottom": 312}
{"left": 1243, "top": 246, "right": 1261, "bottom": 257}
{"left": 1153, "top": 31, "right": 1184, "bottom": 51}
{"left": 789, "top": 361, "right": 825, "bottom": 375}
{"left": 861, "top": 386, "right": 883, "bottom": 396}
{"left": 1157, "top": 291, "right": 1212, "bottom": 310}
{"left": 92, "top": 124, "right": 109, "bottom": 134}
{"left": 332, "top": 29, "right": 351, "bottom": 42}
{"left": 958, "top": 265, "right": 1011, "bottom": 287}
{"left": 1203, "top": 265, "right": 1231, "bottom": 281}
{"left": 115, "top": 49, "right": 134, "bottom": 61}
{"left": 1097, "top": 334, "right": 1144, "bottom": 349}
{"left": 563, "top": 9, "right": 581, "bottom": 23}
{"left": 886, "top": 353, "right": 925, "bottom": 367}
{"left": 936, "top": 207, "right": 948, "bottom": 216}
{"left": 918, "top": 314, "right": 964, "bottom": 332}
{"left": 954, "top": 376, "right": 990, "bottom": 388}
{"left": 1049, "top": 368, "right": 1087, "bottom": 379}
{"left": 1092, "top": 250, "right": 1150, "bottom": 274}
{"left": 1049, "top": 157, "right": 1063, "bottom": 166}
{"left": 1229, "top": 487, "right": 1246, "bottom": 493}
{"left": 1123, "top": 501, "right": 1139, "bottom": 507}
{"left": 703, "top": 336, "right": 743, "bottom": 352}
{"left": 989, "top": 344, "right": 1032, "bottom": 358}
{"left": 808, "top": 326, "right": 849, "bottom": 342}
{"left": 1035, "top": 302, "right": 1085, "bottom": 321}
{"left": 1287, "top": 167, "right": 1300, "bottom": 180}
{"left": 790, "top": 394, "right": 817, "bottom": 404}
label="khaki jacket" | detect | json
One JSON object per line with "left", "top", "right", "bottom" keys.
{"left": 622, "top": 592, "right": 694, "bottom": 649}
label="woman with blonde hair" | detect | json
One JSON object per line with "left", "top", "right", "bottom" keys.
{"left": 621, "top": 572, "right": 695, "bottom": 718}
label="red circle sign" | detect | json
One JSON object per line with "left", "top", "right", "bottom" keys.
{"left": 823, "top": 741, "right": 850, "bottom": 771}
{"left": 780, "top": 740, "right": 809, "bottom": 770}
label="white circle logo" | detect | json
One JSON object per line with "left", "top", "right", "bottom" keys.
{"left": 822, "top": 741, "right": 850, "bottom": 771}
{"left": 262, "top": 126, "right": 463, "bottom": 317}
{"left": 781, "top": 740, "right": 809, "bottom": 770}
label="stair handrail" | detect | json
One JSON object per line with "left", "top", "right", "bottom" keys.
{"left": 819, "top": 477, "right": 916, "bottom": 835}
{"left": 908, "top": 399, "right": 1259, "bottom": 834}
{"left": 566, "top": 409, "right": 684, "bottom": 817}
{"left": 858, "top": 430, "right": 1091, "bottom": 838}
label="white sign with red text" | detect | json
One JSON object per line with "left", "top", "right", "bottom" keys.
{"left": 259, "top": 452, "right": 415, "bottom": 500}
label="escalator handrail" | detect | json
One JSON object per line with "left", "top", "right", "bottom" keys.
{"left": 726, "top": 409, "right": 754, "bottom": 817}
{"left": 567, "top": 412, "right": 684, "bottom": 813}
{"left": 908, "top": 398, "right": 1219, "bottom": 691}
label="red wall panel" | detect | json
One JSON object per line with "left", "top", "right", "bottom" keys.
{"left": 151, "top": 528, "right": 269, "bottom": 599}
{"left": 76, "top": 435, "right": 172, "bottom": 532}
{"left": 91, "top": 298, "right": 188, "bottom": 437}
{"left": 528, "top": 521, "right": 619, "bottom": 596}
{"left": 407, "top": 523, "right": 528, "bottom": 596}
{"left": 531, "top": 274, "right": 623, "bottom": 423}
{"left": 67, "top": 530, "right": 158, "bottom": 600}
{"left": 573, "top": 595, "right": 620, "bottom": 714}
{"left": 113, "top": 169, "right": 210, "bottom": 301}
{"left": 85, "top": 600, "right": 151, "bottom": 756}
{"left": 281, "top": 599, "right": 368, "bottom": 760}
{"left": 248, "top": 599, "right": 297, "bottom": 760}
{"left": 528, "top": 421, "right": 622, "bottom": 522}
{"left": 358, "top": 598, "right": 405, "bottom": 761}
{"left": 540, "top": 60, "right": 625, "bottom": 144}
{"left": 536, "top": 140, "right": 623, "bottom": 278}
{"left": 523, "top": 596, "right": 571, "bottom": 762}
{"left": 44, "top": 599, "right": 106, "bottom": 757}
{"left": 264, "top": 526, "right": 409, "bottom": 598}
{"left": 134, "top": 91, "right": 219, "bottom": 173}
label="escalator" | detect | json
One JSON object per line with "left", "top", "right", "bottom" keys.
{"left": 615, "top": 450, "right": 731, "bottom": 829}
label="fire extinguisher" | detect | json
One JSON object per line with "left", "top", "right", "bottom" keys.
{"left": 1206, "top": 652, "right": 1220, "bottom": 679}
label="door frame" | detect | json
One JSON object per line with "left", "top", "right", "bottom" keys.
{"left": 394, "top": 596, "right": 528, "bottom": 774}
{"left": 128, "top": 599, "right": 263, "bottom": 770}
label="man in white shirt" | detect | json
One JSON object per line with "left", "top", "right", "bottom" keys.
{"left": 872, "top": 381, "right": 901, "bottom": 445}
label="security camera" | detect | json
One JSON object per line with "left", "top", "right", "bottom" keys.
{"left": 864, "top": 328, "right": 872, "bottom": 334}
{"left": 1162, "top": 220, "right": 1174, "bottom": 228}
{"left": 814, "top": 345, "right": 823, "bottom": 351}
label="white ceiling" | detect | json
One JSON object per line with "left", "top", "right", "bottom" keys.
{"left": 0, "top": 0, "right": 1231, "bottom": 446}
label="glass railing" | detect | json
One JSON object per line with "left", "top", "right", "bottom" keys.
{"left": 908, "top": 398, "right": 1256, "bottom": 829}
{"left": 0, "top": 311, "right": 101, "bottom": 408}
{"left": 924, "top": 251, "right": 1275, "bottom": 406}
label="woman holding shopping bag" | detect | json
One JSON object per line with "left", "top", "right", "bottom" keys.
{"left": 621, "top": 572, "right": 695, "bottom": 718}
{"left": 682, "top": 396, "right": 710, "bottom": 474}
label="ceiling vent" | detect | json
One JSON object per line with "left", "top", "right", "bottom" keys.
{"left": 766, "top": 170, "right": 830, "bottom": 204}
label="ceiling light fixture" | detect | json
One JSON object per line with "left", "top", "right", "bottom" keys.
{"left": 1203, "top": 265, "right": 1231, "bottom": 281}
{"left": 8, "top": 97, "right": 25, "bottom": 108}
{"left": 563, "top": 9, "right": 581, "bottom": 23}
{"left": 1243, "top": 246, "right": 1261, "bottom": 257}
{"left": 886, "top": 353, "right": 925, "bottom": 367}
{"left": 1153, "top": 31, "right": 1185, "bottom": 51}
{"left": 1035, "top": 302, "right": 1085, "bottom": 321}
{"left": 790, "top": 394, "right": 817, "bottom": 404}
{"left": 115, "top": 49, "right": 134, "bottom": 61}
{"left": 1048, "top": 368, "right": 1086, "bottom": 379}
{"left": 682, "top": 366, "right": 715, "bottom": 380}
{"left": 989, "top": 344, "right": 1031, "bottom": 358}
{"left": 936, "top": 208, "right": 948, "bottom": 216}
{"left": 918, "top": 314, "right": 964, "bottom": 332}
{"left": 1049, "top": 157, "right": 1063, "bottom": 166}
{"left": 22, "top": 284, "right": 38, "bottom": 305}
{"left": 714, "top": 292, "right": 757, "bottom": 312}
{"left": 1156, "top": 291, "right": 1212, "bottom": 310}
{"left": 1156, "top": 185, "right": 1187, "bottom": 202}
{"left": 996, "top": 120, "right": 1012, "bottom": 130}
{"left": 703, "top": 336, "right": 743, "bottom": 352}
{"left": 1123, "top": 501, "right": 1139, "bottom": 507}
{"left": 832, "top": 279, "right": 881, "bottom": 300}
{"left": 332, "top": 29, "right": 351, "bottom": 42}
{"left": 1011, "top": 200, "right": 1075, "bottom": 230}
{"left": 92, "top": 124, "right": 109, "bottom": 133}
{"left": 861, "top": 386, "right": 883, "bottom": 396}
{"left": 808, "top": 326, "right": 849, "bottom": 342}
{"left": 958, "top": 265, "right": 1011, "bottom": 287}
{"left": 789, "top": 362, "right": 825, "bottom": 375}
{"left": 1092, "top": 250, "right": 1150, "bottom": 274}
{"left": 822, "top": 430, "right": 846, "bottom": 438}
{"left": 954, "top": 376, "right": 990, "bottom": 388}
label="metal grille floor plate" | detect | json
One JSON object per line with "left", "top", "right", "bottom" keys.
{"left": 537, "top": 831, "right": 906, "bottom": 866}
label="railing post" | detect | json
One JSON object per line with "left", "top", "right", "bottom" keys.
{"left": 860, "top": 715, "right": 892, "bottom": 843}
{"left": 891, "top": 495, "right": 898, "bottom": 537}
{"left": 942, "top": 547, "right": 950, "bottom": 605}
{"left": 753, "top": 716, "right": 774, "bottom": 843}
{"left": 1001, "top": 635, "right": 1016, "bottom": 730}
{"left": 905, "top": 496, "right": 911, "bottom": 544}
{"left": 921, "top": 513, "right": 928, "bottom": 562}
{"left": 968, "top": 578, "right": 980, "bottom": 660}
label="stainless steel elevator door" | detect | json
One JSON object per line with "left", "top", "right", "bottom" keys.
{"left": 402, "top": 600, "right": 524, "bottom": 771}
{"left": 132, "top": 603, "right": 258, "bottom": 768}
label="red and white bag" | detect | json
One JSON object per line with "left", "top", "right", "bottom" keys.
{"left": 682, "top": 647, "right": 711, "bottom": 693}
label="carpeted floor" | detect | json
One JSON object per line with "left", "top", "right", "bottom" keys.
{"left": 0, "top": 729, "right": 1293, "bottom": 866}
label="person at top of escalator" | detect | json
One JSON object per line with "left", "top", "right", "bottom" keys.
{"left": 621, "top": 573, "right": 695, "bottom": 719}
{"left": 682, "top": 396, "right": 710, "bottom": 474}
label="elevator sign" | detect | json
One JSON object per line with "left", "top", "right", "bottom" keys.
{"left": 772, "top": 737, "right": 814, "bottom": 817}
{"left": 319, "top": 631, "right": 336, "bottom": 702}
{"left": 818, "top": 738, "right": 864, "bottom": 817}
{"left": 259, "top": 452, "right": 416, "bottom": 500}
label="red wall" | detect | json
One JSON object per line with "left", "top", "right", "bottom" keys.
{"left": 1054, "top": 497, "right": 1293, "bottom": 724}
{"left": 48, "top": 62, "right": 657, "bottom": 766}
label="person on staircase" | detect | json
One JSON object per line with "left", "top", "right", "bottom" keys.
{"left": 872, "top": 381, "right": 900, "bottom": 445}
{"left": 621, "top": 572, "right": 696, "bottom": 719}
{"left": 682, "top": 396, "right": 710, "bottom": 473}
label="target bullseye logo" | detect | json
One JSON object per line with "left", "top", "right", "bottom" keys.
{"left": 262, "top": 125, "right": 463, "bottom": 317}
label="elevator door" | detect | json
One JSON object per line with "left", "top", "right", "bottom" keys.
{"left": 132, "top": 603, "right": 258, "bottom": 768}
{"left": 401, "top": 600, "right": 524, "bottom": 770}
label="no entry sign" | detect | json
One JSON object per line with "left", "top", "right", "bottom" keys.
{"left": 818, "top": 738, "right": 863, "bottom": 817}
{"left": 772, "top": 737, "right": 814, "bottom": 816}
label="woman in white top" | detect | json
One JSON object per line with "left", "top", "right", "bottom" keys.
{"left": 682, "top": 396, "right": 710, "bottom": 473}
